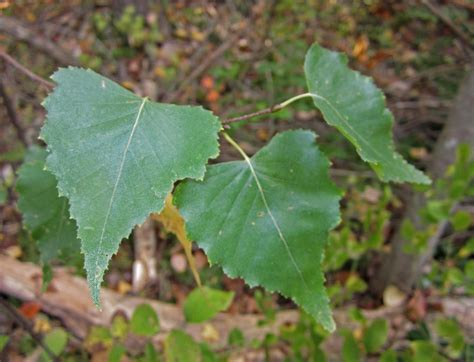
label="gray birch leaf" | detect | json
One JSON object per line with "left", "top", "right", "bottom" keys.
{"left": 41, "top": 68, "right": 221, "bottom": 305}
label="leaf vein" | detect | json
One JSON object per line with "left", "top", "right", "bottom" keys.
{"left": 94, "top": 97, "right": 147, "bottom": 276}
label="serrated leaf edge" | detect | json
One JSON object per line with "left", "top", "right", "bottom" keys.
{"left": 40, "top": 67, "right": 222, "bottom": 306}
{"left": 305, "top": 43, "right": 431, "bottom": 185}
{"left": 175, "top": 130, "right": 341, "bottom": 331}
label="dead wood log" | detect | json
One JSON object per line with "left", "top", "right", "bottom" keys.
{"left": 0, "top": 254, "right": 298, "bottom": 347}
{"left": 1, "top": 254, "right": 473, "bottom": 355}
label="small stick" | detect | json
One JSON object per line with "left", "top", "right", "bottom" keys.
{"left": 222, "top": 93, "right": 314, "bottom": 124}
{"left": 0, "top": 79, "right": 28, "bottom": 146}
{"left": 222, "top": 103, "right": 284, "bottom": 124}
{"left": 0, "top": 50, "right": 54, "bottom": 89}
{"left": 0, "top": 298, "right": 61, "bottom": 362}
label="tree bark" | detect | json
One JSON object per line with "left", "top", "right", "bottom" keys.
{"left": 370, "top": 66, "right": 474, "bottom": 296}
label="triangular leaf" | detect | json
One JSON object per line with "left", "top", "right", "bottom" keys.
{"left": 41, "top": 67, "right": 221, "bottom": 305}
{"left": 304, "top": 44, "right": 430, "bottom": 185}
{"left": 17, "top": 146, "right": 81, "bottom": 285}
{"left": 175, "top": 130, "right": 341, "bottom": 331}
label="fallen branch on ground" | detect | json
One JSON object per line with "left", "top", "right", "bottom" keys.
{"left": 0, "top": 254, "right": 473, "bottom": 354}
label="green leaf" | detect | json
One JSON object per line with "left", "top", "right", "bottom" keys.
{"left": 0, "top": 335, "right": 9, "bottom": 352}
{"left": 164, "top": 330, "right": 201, "bottom": 362}
{"left": 363, "top": 318, "right": 388, "bottom": 353}
{"left": 41, "top": 67, "right": 221, "bottom": 305}
{"left": 465, "top": 260, "right": 474, "bottom": 280}
{"left": 228, "top": 328, "right": 245, "bottom": 346}
{"left": 175, "top": 130, "right": 342, "bottom": 332}
{"left": 200, "top": 343, "right": 219, "bottom": 362}
{"left": 184, "top": 286, "right": 234, "bottom": 323}
{"left": 109, "top": 344, "right": 126, "bottom": 362}
{"left": 341, "top": 330, "right": 361, "bottom": 362}
{"left": 0, "top": 184, "right": 7, "bottom": 205}
{"left": 304, "top": 44, "right": 430, "bottom": 185}
{"left": 345, "top": 274, "right": 367, "bottom": 293}
{"left": 110, "top": 314, "right": 129, "bottom": 340}
{"left": 142, "top": 342, "right": 158, "bottom": 362}
{"left": 411, "top": 341, "right": 445, "bottom": 362}
{"left": 450, "top": 210, "right": 472, "bottom": 231}
{"left": 41, "top": 328, "right": 68, "bottom": 362}
{"left": 130, "top": 304, "right": 160, "bottom": 337}
{"left": 435, "top": 319, "right": 464, "bottom": 359}
{"left": 458, "top": 238, "right": 474, "bottom": 257}
{"left": 380, "top": 349, "right": 397, "bottom": 362}
{"left": 446, "top": 267, "right": 464, "bottom": 286}
{"left": 17, "top": 146, "right": 81, "bottom": 283}
{"left": 348, "top": 307, "right": 366, "bottom": 325}
{"left": 84, "top": 326, "right": 113, "bottom": 351}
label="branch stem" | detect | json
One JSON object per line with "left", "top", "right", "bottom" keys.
{"left": 222, "top": 93, "right": 314, "bottom": 124}
{"left": 0, "top": 79, "right": 28, "bottom": 146}
{"left": 0, "top": 50, "right": 54, "bottom": 89}
{"left": 0, "top": 298, "right": 60, "bottom": 361}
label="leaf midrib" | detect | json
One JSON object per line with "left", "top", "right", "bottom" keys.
{"left": 310, "top": 91, "right": 421, "bottom": 181}
{"left": 94, "top": 97, "right": 147, "bottom": 275}
{"left": 243, "top": 156, "right": 309, "bottom": 288}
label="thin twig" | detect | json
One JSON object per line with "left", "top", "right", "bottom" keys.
{"left": 0, "top": 298, "right": 61, "bottom": 362}
{"left": 0, "top": 79, "right": 28, "bottom": 146}
{"left": 0, "top": 15, "right": 76, "bottom": 65}
{"left": 222, "top": 93, "right": 313, "bottom": 124}
{"left": 421, "top": 0, "right": 473, "bottom": 52}
{"left": 222, "top": 103, "right": 285, "bottom": 124}
{"left": 0, "top": 50, "right": 54, "bottom": 89}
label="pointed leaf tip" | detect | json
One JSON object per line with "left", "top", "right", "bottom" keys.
{"left": 175, "top": 130, "right": 341, "bottom": 331}
{"left": 304, "top": 43, "right": 431, "bottom": 185}
{"left": 41, "top": 68, "right": 221, "bottom": 304}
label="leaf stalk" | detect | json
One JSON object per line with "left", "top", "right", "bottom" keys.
{"left": 222, "top": 93, "right": 314, "bottom": 124}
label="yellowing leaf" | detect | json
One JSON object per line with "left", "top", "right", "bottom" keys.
{"left": 201, "top": 324, "right": 219, "bottom": 343}
{"left": 155, "top": 194, "right": 201, "bottom": 286}
{"left": 117, "top": 280, "right": 132, "bottom": 295}
{"left": 383, "top": 285, "right": 406, "bottom": 308}
{"left": 4, "top": 245, "right": 22, "bottom": 259}
{"left": 352, "top": 35, "right": 369, "bottom": 61}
